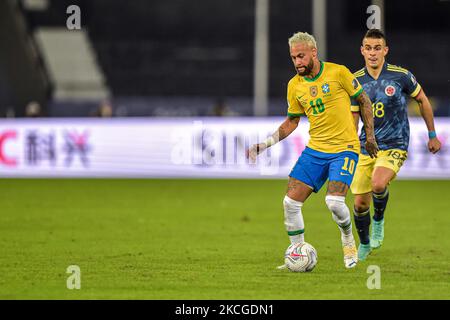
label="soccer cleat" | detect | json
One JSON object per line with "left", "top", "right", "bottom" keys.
{"left": 342, "top": 236, "right": 358, "bottom": 269}
{"left": 371, "top": 219, "right": 385, "bottom": 249}
{"left": 358, "top": 242, "right": 372, "bottom": 261}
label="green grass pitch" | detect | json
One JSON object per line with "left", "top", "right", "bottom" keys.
{"left": 0, "top": 179, "right": 449, "bottom": 299}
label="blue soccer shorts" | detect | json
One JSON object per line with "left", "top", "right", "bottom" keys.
{"left": 289, "top": 147, "right": 359, "bottom": 193}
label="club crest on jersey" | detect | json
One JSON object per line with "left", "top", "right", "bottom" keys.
{"left": 385, "top": 85, "right": 396, "bottom": 96}
{"left": 310, "top": 86, "right": 318, "bottom": 97}
{"left": 321, "top": 83, "right": 330, "bottom": 94}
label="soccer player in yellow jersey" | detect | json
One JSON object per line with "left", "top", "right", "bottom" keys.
{"left": 247, "top": 32, "right": 378, "bottom": 269}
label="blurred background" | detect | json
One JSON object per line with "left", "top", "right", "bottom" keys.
{"left": 1, "top": 0, "right": 449, "bottom": 118}
{"left": 0, "top": 0, "right": 449, "bottom": 178}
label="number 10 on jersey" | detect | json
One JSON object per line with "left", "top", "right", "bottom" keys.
{"left": 309, "top": 98, "right": 325, "bottom": 115}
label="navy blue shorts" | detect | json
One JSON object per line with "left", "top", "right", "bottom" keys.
{"left": 289, "top": 147, "right": 359, "bottom": 193}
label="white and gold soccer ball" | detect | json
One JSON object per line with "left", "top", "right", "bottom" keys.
{"left": 284, "top": 242, "right": 318, "bottom": 272}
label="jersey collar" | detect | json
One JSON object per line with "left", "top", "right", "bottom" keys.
{"left": 304, "top": 61, "right": 324, "bottom": 82}
{"left": 365, "top": 61, "right": 387, "bottom": 80}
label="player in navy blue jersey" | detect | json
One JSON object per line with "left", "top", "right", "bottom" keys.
{"left": 350, "top": 29, "right": 441, "bottom": 260}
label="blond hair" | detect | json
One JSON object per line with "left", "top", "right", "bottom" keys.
{"left": 288, "top": 32, "right": 317, "bottom": 49}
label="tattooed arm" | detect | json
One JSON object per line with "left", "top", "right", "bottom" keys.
{"left": 356, "top": 91, "right": 379, "bottom": 158}
{"left": 270, "top": 115, "right": 300, "bottom": 144}
{"left": 352, "top": 112, "right": 360, "bottom": 132}
{"left": 246, "top": 116, "right": 300, "bottom": 162}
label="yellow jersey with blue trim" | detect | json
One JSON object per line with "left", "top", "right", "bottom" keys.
{"left": 287, "top": 61, "right": 362, "bottom": 154}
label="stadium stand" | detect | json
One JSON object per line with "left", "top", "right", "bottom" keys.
{"left": 1, "top": 0, "right": 449, "bottom": 116}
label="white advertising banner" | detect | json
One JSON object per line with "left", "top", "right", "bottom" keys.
{"left": 0, "top": 118, "right": 448, "bottom": 178}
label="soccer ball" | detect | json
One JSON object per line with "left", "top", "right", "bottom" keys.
{"left": 284, "top": 242, "right": 318, "bottom": 272}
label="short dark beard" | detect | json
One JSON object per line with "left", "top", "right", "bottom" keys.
{"left": 297, "top": 59, "right": 314, "bottom": 76}
{"left": 368, "top": 60, "right": 381, "bottom": 69}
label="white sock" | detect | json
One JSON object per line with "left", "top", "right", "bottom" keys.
{"left": 325, "top": 195, "right": 353, "bottom": 239}
{"left": 283, "top": 195, "right": 305, "bottom": 244}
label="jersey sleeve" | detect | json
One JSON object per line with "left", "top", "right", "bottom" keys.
{"left": 286, "top": 80, "right": 305, "bottom": 117}
{"left": 401, "top": 70, "right": 422, "bottom": 98}
{"left": 340, "top": 66, "right": 364, "bottom": 99}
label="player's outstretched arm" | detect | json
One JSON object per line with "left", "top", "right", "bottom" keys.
{"left": 414, "top": 89, "right": 441, "bottom": 154}
{"left": 246, "top": 116, "right": 300, "bottom": 162}
{"left": 356, "top": 91, "right": 379, "bottom": 158}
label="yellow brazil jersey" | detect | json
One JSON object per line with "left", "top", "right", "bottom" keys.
{"left": 287, "top": 61, "right": 362, "bottom": 154}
